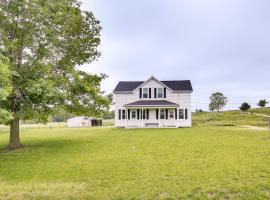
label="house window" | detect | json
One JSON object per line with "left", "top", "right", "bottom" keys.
{"left": 157, "top": 88, "right": 163, "bottom": 98}
{"left": 169, "top": 110, "right": 174, "bottom": 118}
{"left": 143, "top": 88, "right": 149, "bottom": 98}
{"left": 131, "top": 110, "right": 136, "bottom": 119}
{"left": 179, "top": 109, "right": 184, "bottom": 119}
{"left": 122, "top": 110, "right": 126, "bottom": 119}
{"left": 141, "top": 110, "right": 146, "bottom": 119}
{"left": 160, "top": 109, "right": 165, "bottom": 119}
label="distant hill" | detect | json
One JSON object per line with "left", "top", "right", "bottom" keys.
{"left": 250, "top": 107, "right": 270, "bottom": 115}
{"left": 193, "top": 108, "right": 270, "bottom": 128}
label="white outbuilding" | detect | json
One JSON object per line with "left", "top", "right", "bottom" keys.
{"left": 67, "top": 116, "right": 102, "bottom": 127}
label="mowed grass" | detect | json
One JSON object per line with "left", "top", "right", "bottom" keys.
{"left": 193, "top": 109, "right": 270, "bottom": 127}
{"left": 1, "top": 127, "right": 270, "bottom": 199}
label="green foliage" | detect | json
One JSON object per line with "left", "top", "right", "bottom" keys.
{"left": 209, "top": 92, "right": 228, "bottom": 112}
{"left": 258, "top": 99, "right": 268, "bottom": 108}
{"left": 195, "top": 109, "right": 204, "bottom": 114}
{"left": 0, "top": 126, "right": 270, "bottom": 199}
{"left": 0, "top": 0, "right": 111, "bottom": 123}
{"left": 101, "top": 110, "right": 114, "bottom": 119}
{"left": 0, "top": 55, "right": 12, "bottom": 123}
{"left": 239, "top": 102, "right": 251, "bottom": 113}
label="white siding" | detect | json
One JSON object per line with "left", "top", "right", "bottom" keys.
{"left": 114, "top": 78, "right": 192, "bottom": 128}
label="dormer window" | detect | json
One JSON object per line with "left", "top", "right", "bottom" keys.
{"left": 157, "top": 88, "right": 164, "bottom": 98}
{"left": 143, "top": 88, "right": 149, "bottom": 98}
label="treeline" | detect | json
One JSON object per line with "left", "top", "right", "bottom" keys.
{"left": 195, "top": 92, "right": 269, "bottom": 113}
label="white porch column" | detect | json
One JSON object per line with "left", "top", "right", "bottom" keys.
{"left": 158, "top": 108, "right": 161, "bottom": 128}
{"left": 176, "top": 107, "right": 179, "bottom": 128}
{"left": 141, "top": 108, "right": 144, "bottom": 128}
{"left": 125, "top": 108, "right": 127, "bottom": 128}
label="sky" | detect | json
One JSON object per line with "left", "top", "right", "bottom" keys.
{"left": 80, "top": 0, "right": 270, "bottom": 111}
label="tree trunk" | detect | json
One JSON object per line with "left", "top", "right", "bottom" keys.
{"left": 8, "top": 117, "right": 23, "bottom": 150}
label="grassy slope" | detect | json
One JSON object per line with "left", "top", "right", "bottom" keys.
{"left": 1, "top": 127, "right": 270, "bottom": 199}
{"left": 251, "top": 107, "right": 270, "bottom": 115}
{"left": 193, "top": 108, "right": 270, "bottom": 127}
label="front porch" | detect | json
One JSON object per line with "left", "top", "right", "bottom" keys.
{"left": 123, "top": 100, "right": 182, "bottom": 128}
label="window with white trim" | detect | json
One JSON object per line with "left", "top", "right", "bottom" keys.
{"left": 131, "top": 110, "right": 136, "bottom": 119}
{"left": 169, "top": 110, "right": 174, "bottom": 118}
{"left": 157, "top": 88, "right": 163, "bottom": 98}
{"left": 122, "top": 110, "right": 126, "bottom": 119}
{"left": 160, "top": 109, "right": 165, "bottom": 119}
{"left": 143, "top": 88, "right": 149, "bottom": 98}
{"left": 141, "top": 110, "right": 146, "bottom": 119}
{"left": 179, "top": 109, "right": 184, "bottom": 119}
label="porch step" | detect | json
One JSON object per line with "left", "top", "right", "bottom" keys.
{"left": 145, "top": 123, "right": 159, "bottom": 127}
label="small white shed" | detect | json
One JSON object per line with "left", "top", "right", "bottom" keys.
{"left": 67, "top": 116, "right": 93, "bottom": 127}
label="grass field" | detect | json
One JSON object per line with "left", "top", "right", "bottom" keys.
{"left": 193, "top": 108, "right": 270, "bottom": 127}
{"left": 1, "top": 126, "right": 270, "bottom": 199}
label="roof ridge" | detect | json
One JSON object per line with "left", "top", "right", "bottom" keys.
{"left": 118, "top": 81, "right": 143, "bottom": 82}
{"left": 118, "top": 80, "right": 190, "bottom": 83}
{"left": 161, "top": 80, "right": 190, "bottom": 81}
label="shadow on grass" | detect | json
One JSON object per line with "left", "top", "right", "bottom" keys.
{"left": 0, "top": 138, "right": 96, "bottom": 155}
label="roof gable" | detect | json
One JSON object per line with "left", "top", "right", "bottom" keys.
{"left": 132, "top": 76, "right": 172, "bottom": 92}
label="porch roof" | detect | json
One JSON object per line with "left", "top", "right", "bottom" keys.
{"left": 124, "top": 100, "right": 179, "bottom": 107}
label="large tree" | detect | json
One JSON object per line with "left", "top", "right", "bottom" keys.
{"left": 209, "top": 92, "right": 228, "bottom": 112}
{"left": 0, "top": 0, "right": 111, "bottom": 150}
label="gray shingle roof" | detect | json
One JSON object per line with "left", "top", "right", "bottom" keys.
{"left": 114, "top": 80, "right": 192, "bottom": 92}
{"left": 125, "top": 100, "right": 179, "bottom": 107}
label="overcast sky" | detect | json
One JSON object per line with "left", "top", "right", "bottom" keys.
{"left": 80, "top": 0, "right": 270, "bottom": 111}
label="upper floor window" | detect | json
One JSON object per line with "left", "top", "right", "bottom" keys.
{"left": 157, "top": 88, "right": 164, "bottom": 98}
{"left": 143, "top": 88, "right": 148, "bottom": 98}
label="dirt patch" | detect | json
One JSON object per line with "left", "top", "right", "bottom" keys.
{"left": 241, "top": 125, "right": 269, "bottom": 130}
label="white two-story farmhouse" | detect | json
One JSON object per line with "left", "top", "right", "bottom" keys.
{"left": 113, "top": 76, "right": 193, "bottom": 128}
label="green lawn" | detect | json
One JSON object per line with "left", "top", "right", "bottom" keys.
{"left": 251, "top": 107, "right": 270, "bottom": 116}
{"left": 193, "top": 109, "right": 270, "bottom": 127}
{"left": 1, "top": 126, "right": 270, "bottom": 199}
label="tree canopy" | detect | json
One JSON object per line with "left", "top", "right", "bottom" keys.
{"left": 239, "top": 102, "right": 251, "bottom": 113}
{"left": 0, "top": 55, "right": 12, "bottom": 123}
{"left": 258, "top": 99, "right": 268, "bottom": 109}
{"left": 209, "top": 92, "right": 228, "bottom": 112}
{"left": 0, "top": 0, "right": 111, "bottom": 149}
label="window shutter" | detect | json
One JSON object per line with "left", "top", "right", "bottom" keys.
{"left": 146, "top": 109, "right": 149, "bottom": 119}
{"left": 185, "top": 109, "right": 188, "bottom": 119}
{"left": 165, "top": 109, "right": 168, "bottom": 119}
{"left": 154, "top": 88, "right": 157, "bottom": 98}
{"left": 164, "top": 88, "right": 166, "bottom": 98}
{"left": 175, "top": 108, "right": 177, "bottom": 119}
{"left": 156, "top": 109, "right": 159, "bottom": 119}
{"left": 149, "top": 88, "right": 151, "bottom": 98}
{"left": 137, "top": 109, "right": 140, "bottom": 119}
{"left": 139, "top": 88, "right": 142, "bottom": 98}
{"left": 118, "top": 109, "right": 121, "bottom": 120}
{"left": 128, "top": 109, "right": 130, "bottom": 120}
